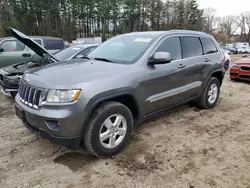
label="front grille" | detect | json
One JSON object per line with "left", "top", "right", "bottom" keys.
{"left": 18, "top": 81, "right": 43, "bottom": 109}
{"left": 240, "top": 66, "right": 250, "bottom": 71}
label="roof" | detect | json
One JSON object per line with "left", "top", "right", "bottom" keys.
{"left": 120, "top": 30, "right": 212, "bottom": 38}
{"left": 0, "top": 36, "right": 63, "bottom": 41}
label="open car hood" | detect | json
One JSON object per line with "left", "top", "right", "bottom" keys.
{"left": 6, "top": 27, "right": 58, "bottom": 61}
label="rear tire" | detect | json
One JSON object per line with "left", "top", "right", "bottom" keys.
{"left": 84, "top": 101, "right": 134, "bottom": 157}
{"left": 196, "top": 77, "right": 220, "bottom": 109}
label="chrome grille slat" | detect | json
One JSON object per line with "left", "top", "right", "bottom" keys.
{"left": 17, "top": 81, "right": 43, "bottom": 109}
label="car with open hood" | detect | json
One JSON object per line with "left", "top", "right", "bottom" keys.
{"left": 230, "top": 55, "right": 250, "bottom": 81}
{"left": 0, "top": 27, "right": 99, "bottom": 97}
{"left": 0, "top": 30, "right": 68, "bottom": 69}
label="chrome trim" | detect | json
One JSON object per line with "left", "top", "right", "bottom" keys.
{"left": 146, "top": 81, "right": 202, "bottom": 103}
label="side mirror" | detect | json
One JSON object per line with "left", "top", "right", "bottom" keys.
{"left": 0, "top": 48, "right": 4, "bottom": 53}
{"left": 75, "top": 54, "right": 84, "bottom": 59}
{"left": 148, "top": 52, "right": 172, "bottom": 66}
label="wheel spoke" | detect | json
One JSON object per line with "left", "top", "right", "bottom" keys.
{"left": 104, "top": 119, "right": 113, "bottom": 129}
{"left": 100, "top": 131, "right": 110, "bottom": 141}
{"left": 117, "top": 128, "right": 126, "bottom": 136}
{"left": 114, "top": 115, "right": 123, "bottom": 127}
{"left": 109, "top": 136, "right": 116, "bottom": 147}
{"left": 208, "top": 90, "right": 213, "bottom": 96}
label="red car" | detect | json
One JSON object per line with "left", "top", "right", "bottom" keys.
{"left": 230, "top": 56, "right": 250, "bottom": 81}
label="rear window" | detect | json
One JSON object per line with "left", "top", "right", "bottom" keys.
{"left": 181, "top": 37, "right": 203, "bottom": 58}
{"left": 45, "top": 39, "right": 64, "bottom": 50}
{"left": 201, "top": 38, "right": 218, "bottom": 54}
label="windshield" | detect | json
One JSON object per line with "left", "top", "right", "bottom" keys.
{"left": 54, "top": 46, "right": 83, "bottom": 61}
{"left": 87, "top": 35, "right": 156, "bottom": 64}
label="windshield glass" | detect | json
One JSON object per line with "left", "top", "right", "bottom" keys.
{"left": 87, "top": 35, "right": 156, "bottom": 64}
{"left": 54, "top": 46, "right": 83, "bottom": 61}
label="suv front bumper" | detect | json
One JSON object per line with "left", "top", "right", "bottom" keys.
{"left": 15, "top": 94, "right": 90, "bottom": 149}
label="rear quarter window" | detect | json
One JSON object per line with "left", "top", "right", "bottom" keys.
{"left": 181, "top": 37, "right": 203, "bottom": 58}
{"left": 44, "top": 39, "right": 64, "bottom": 50}
{"left": 201, "top": 38, "right": 218, "bottom": 54}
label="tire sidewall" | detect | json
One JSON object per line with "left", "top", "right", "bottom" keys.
{"left": 204, "top": 78, "right": 220, "bottom": 108}
{"left": 87, "top": 104, "right": 133, "bottom": 157}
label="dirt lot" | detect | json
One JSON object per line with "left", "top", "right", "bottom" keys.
{"left": 1, "top": 55, "right": 250, "bottom": 188}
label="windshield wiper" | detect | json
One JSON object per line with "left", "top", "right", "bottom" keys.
{"left": 82, "top": 56, "right": 91, "bottom": 60}
{"left": 93, "top": 57, "right": 114, "bottom": 63}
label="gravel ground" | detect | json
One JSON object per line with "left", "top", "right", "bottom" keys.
{"left": 1, "top": 55, "right": 250, "bottom": 188}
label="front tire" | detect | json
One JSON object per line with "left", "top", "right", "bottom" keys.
{"left": 84, "top": 101, "right": 134, "bottom": 157}
{"left": 196, "top": 77, "right": 220, "bottom": 109}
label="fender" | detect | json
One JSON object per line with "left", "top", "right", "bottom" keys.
{"left": 80, "top": 87, "right": 141, "bottom": 135}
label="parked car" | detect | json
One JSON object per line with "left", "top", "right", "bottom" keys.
{"left": 0, "top": 30, "right": 68, "bottom": 68}
{"left": 221, "top": 48, "right": 231, "bottom": 71}
{"left": 221, "top": 48, "right": 231, "bottom": 55}
{"left": 237, "top": 47, "right": 248, "bottom": 54}
{"left": 0, "top": 29, "right": 99, "bottom": 98}
{"left": 15, "top": 30, "right": 225, "bottom": 157}
{"left": 230, "top": 55, "right": 250, "bottom": 81}
{"left": 229, "top": 47, "right": 238, "bottom": 54}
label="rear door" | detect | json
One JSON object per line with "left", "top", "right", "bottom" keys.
{"left": 0, "top": 39, "right": 32, "bottom": 68}
{"left": 177, "top": 36, "right": 206, "bottom": 99}
{"left": 200, "top": 37, "right": 221, "bottom": 71}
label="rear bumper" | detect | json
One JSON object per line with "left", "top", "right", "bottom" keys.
{"left": 230, "top": 67, "right": 250, "bottom": 80}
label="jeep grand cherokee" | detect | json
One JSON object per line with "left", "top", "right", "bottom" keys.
{"left": 15, "top": 30, "right": 225, "bottom": 157}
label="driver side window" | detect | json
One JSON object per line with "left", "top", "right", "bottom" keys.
{"left": 155, "top": 37, "right": 182, "bottom": 61}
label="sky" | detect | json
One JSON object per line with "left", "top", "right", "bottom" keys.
{"left": 197, "top": 0, "right": 250, "bottom": 16}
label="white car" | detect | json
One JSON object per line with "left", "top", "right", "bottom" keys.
{"left": 237, "top": 47, "right": 248, "bottom": 54}
{"left": 221, "top": 48, "right": 231, "bottom": 71}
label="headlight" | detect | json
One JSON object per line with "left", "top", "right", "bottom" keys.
{"left": 47, "top": 89, "right": 81, "bottom": 103}
{"left": 232, "top": 63, "right": 239, "bottom": 68}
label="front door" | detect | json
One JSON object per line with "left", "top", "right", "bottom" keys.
{"left": 0, "top": 40, "right": 32, "bottom": 68}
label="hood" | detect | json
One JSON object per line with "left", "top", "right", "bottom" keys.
{"left": 6, "top": 27, "right": 58, "bottom": 61}
{"left": 235, "top": 57, "right": 250, "bottom": 65}
{"left": 23, "top": 59, "right": 129, "bottom": 88}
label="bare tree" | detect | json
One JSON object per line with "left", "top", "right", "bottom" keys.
{"left": 203, "top": 8, "right": 216, "bottom": 34}
{"left": 239, "top": 12, "right": 250, "bottom": 42}
{"left": 220, "top": 15, "right": 239, "bottom": 36}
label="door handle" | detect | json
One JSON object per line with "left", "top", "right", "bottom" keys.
{"left": 22, "top": 53, "right": 31, "bottom": 57}
{"left": 178, "top": 64, "right": 186, "bottom": 68}
{"left": 204, "top": 58, "right": 210, "bottom": 62}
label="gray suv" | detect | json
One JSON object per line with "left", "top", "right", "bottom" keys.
{"left": 15, "top": 30, "right": 225, "bottom": 157}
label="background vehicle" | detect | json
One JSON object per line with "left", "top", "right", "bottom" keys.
{"left": 0, "top": 29, "right": 99, "bottom": 98}
{"left": 0, "top": 34, "right": 67, "bottom": 68}
{"left": 237, "top": 47, "right": 247, "bottom": 54}
{"left": 15, "top": 30, "right": 225, "bottom": 157}
{"left": 230, "top": 55, "right": 250, "bottom": 81}
{"left": 221, "top": 48, "right": 231, "bottom": 71}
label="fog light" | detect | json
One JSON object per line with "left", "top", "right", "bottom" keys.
{"left": 45, "top": 120, "right": 60, "bottom": 131}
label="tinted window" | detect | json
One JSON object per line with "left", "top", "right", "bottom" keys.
{"left": 88, "top": 35, "right": 156, "bottom": 64}
{"left": 201, "top": 38, "right": 218, "bottom": 54}
{"left": 45, "top": 40, "right": 64, "bottom": 50}
{"left": 155, "top": 37, "right": 181, "bottom": 60}
{"left": 34, "top": 39, "right": 42, "bottom": 46}
{"left": 76, "top": 47, "right": 97, "bottom": 57}
{"left": 181, "top": 37, "right": 203, "bottom": 58}
{"left": 0, "top": 40, "right": 25, "bottom": 52}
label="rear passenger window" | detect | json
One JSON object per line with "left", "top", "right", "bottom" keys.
{"left": 45, "top": 40, "right": 64, "bottom": 50}
{"left": 181, "top": 37, "right": 203, "bottom": 58}
{"left": 156, "top": 37, "right": 181, "bottom": 60}
{"left": 201, "top": 38, "right": 218, "bottom": 54}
